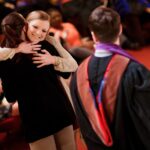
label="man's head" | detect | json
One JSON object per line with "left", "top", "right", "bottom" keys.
{"left": 88, "top": 6, "right": 121, "bottom": 44}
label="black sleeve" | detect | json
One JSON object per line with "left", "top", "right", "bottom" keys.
{"left": 55, "top": 71, "right": 71, "bottom": 79}
{"left": 122, "top": 62, "right": 150, "bottom": 149}
{"left": 0, "top": 61, "right": 17, "bottom": 103}
{"left": 2, "top": 80, "right": 17, "bottom": 103}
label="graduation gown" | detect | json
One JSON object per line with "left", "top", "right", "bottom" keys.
{"left": 0, "top": 41, "right": 76, "bottom": 143}
{"left": 70, "top": 54, "right": 150, "bottom": 150}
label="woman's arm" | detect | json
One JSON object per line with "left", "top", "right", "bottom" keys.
{"left": 0, "top": 47, "right": 16, "bottom": 60}
{"left": 46, "top": 35, "right": 78, "bottom": 72}
{"left": 0, "top": 42, "right": 41, "bottom": 61}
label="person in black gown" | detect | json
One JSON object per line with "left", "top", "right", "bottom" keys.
{"left": 0, "top": 11, "right": 77, "bottom": 150}
{"left": 70, "top": 6, "right": 150, "bottom": 150}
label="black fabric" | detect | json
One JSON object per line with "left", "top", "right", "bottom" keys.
{"left": 70, "top": 55, "right": 150, "bottom": 150}
{"left": 0, "top": 41, "right": 76, "bottom": 143}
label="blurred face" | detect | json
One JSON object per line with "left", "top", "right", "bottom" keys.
{"left": 49, "top": 0, "right": 59, "bottom": 5}
{"left": 50, "top": 10, "right": 62, "bottom": 28}
{"left": 27, "top": 19, "right": 50, "bottom": 43}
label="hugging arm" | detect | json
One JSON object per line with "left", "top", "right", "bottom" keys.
{"left": 46, "top": 35, "right": 78, "bottom": 72}
{"left": 0, "top": 42, "right": 41, "bottom": 61}
{"left": 0, "top": 47, "right": 16, "bottom": 60}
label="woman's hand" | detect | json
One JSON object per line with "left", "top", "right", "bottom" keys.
{"left": 32, "top": 49, "right": 56, "bottom": 68}
{"left": 16, "top": 42, "right": 41, "bottom": 54}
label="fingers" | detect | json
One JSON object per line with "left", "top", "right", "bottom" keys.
{"left": 31, "top": 44, "right": 41, "bottom": 48}
{"left": 32, "top": 54, "right": 42, "bottom": 60}
{"left": 32, "top": 47, "right": 41, "bottom": 51}
{"left": 18, "top": 42, "right": 41, "bottom": 54}
{"left": 32, "top": 52, "right": 45, "bottom": 61}
{"left": 32, "top": 56, "right": 44, "bottom": 64}
{"left": 31, "top": 44, "right": 41, "bottom": 51}
{"left": 30, "top": 42, "right": 41, "bottom": 51}
{"left": 34, "top": 49, "right": 49, "bottom": 55}
{"left": 32, "top": 60, "right": 43, "bottom": 64}
{"left": 36, "top": 64, "right": 45, "bottom": 68}
{"left": 41, "top": 49, "right": 48, "bottom": 54}
{"left": 32, "top": 49, "right": 52, "bottom": 67}
{"left": 32, "top": 59, "right": 46, "bottom": 68}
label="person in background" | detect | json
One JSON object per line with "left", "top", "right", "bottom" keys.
{"left": 47, "top": 8, "right": 94, "bottom": 51}
{"left": 47, "top": 7, "right": 94, "bottom": 68}
{"left": 0, "top": 11, "right": 77, "bottom": 150}
{"left": 61, "top": 0, "right": 102, "bottom": 37}
{"left": 70, "top": 6, "right": 150, "bottom": 150}
{"left": 110, "top": 0, "right": 150, "bottom": 49}
{"left": 0, "top": 0, "right": 15, "bottom": 23}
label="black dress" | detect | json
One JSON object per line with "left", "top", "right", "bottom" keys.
{"left": 70, "top": 55, "right": 150, "bottom": 150}
{"left": 0, "top": 41, "right": 76, "bottom": 143}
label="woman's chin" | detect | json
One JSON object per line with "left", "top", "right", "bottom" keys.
{"left": 31, "top": 39, "right": 42, "bottom": 43}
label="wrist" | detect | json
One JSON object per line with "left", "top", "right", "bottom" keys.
{"left": 14, "top": 47, "right": 20, "bottom": 54}
{"left": 7, "top": 48, "right": 16, "bottom": 59}
{"left": 54, "top": 56, "right": 61, "bottom": 66}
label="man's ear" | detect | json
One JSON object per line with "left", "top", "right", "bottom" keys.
{"left": 91, "top": 31, "right": 98, "bottom": 43}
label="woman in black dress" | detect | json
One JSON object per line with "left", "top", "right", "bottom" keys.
{"left": 0, "top": 11, "right": 77, "bottom": 150}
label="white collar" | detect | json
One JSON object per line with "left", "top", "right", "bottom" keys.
{"left": 94, "top": 48, "right": 112, "bottom": 57}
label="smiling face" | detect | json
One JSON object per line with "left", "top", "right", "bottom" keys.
{"left": 27, "top": 19, "right": 50, "bottom": 43}
{"left": 26, "top": 10, "right": 50, "bottom": 43}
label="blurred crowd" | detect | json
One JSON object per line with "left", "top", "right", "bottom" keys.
{"left": 0, "top": 0, "right": 150, "bottom": 51}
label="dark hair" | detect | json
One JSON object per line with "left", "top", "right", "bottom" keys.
{"left": 46, "top": 8, "right": 63, "bottom": 28}
{"left": 1, "top": 12, "right": 26, "bottom": 48}
{"left": 47, "top": 7, "right": 62, "bottom": 16}
{"left": 88, "top": 6, "right": 121, "bottom": 43}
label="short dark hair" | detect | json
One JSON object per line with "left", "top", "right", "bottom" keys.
{"left": 88, "top": 6, "right": 121, "bottom": 43}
